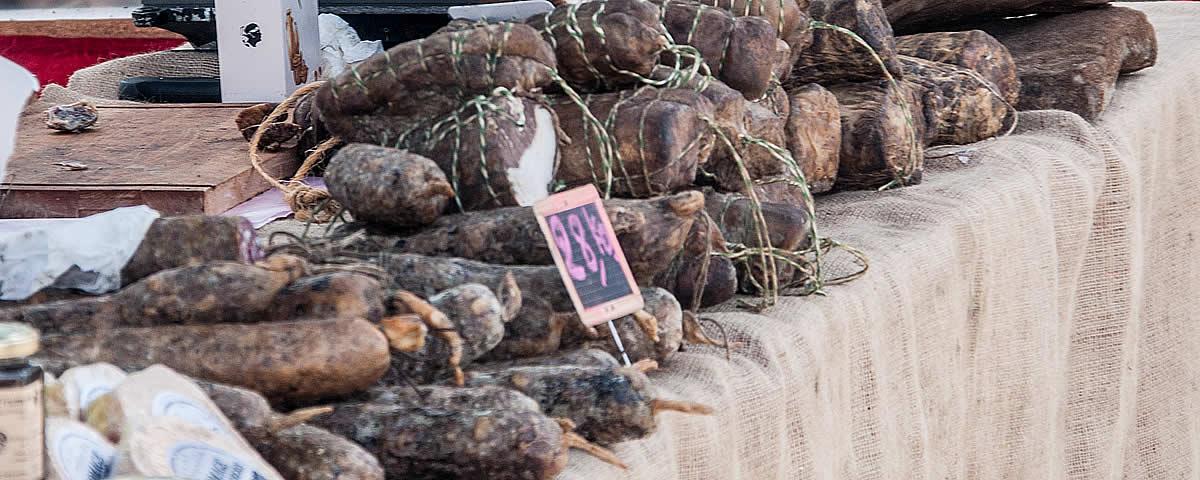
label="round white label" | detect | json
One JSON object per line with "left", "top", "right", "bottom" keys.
{"left": 168, "top": 442, "right": 271, "bottom": 480}
{"left": 151, "top": 392, "right": 228, "bottom": 436}
{"left": 51, "top": 430, "right": 116, "bottom": 480}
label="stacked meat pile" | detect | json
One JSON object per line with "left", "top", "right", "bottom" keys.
{"left": 8, "top": 0, "right": 1156, "bottom": 478}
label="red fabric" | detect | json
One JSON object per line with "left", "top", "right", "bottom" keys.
{"left": 0, "top": 35, "right": 182, "bottom": 88}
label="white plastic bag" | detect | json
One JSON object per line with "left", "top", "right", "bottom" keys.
{"left": 318, "top": 14, "right": 384, "bottom": 78}
{"left": 0, "top": 206, "right": 161, "bottom": 300}
{"left": 0, "top": 55, "right": 38, "bottom": 183}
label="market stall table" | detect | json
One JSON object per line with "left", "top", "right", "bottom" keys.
{"left": 561, "top": 3, "right": 1200, "bottom": 478}
{"left": 2, "top": 104, "right": 298, "bottom": 218}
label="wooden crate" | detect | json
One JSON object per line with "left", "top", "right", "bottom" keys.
{"left": 1, "top": 104, "right": 297, "bottom": 218}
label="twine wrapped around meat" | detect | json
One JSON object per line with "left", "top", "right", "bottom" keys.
{"left": 702, "top": 99, "right": 789, "bottom": 194}
{"left": 652, "top": 211, "right": 739, "bottom": 309}
{"left": 527, "top": 0, "right": 671, "bottom": 91}
{"left": 552, "top": 86, "right": 716, "bottom": 198}
{"left": 691, "top": 0, "right": 809, "bottom": 55}
{"left": 828, "top": 79, "right": 927, "bottom": 190}
{"left": 899, "top": 55, "right": 1014, "bottom": 146}
{"left": 391, "top": 90, "right": 561, "bottom": 211}
{"left": 314, "top": 22, "right": 558, "bottom": 146}
{"left": 657, "top": 0, "right": 780, "bottom": 100}
{"left": 705, "top": 189, "right": 811, "bottom": 293}
{"left": 790, "top": 0, "right": 903, "bottom": 85}
{"left": 895, "top": 30, "right": 1021, "bottom": 105}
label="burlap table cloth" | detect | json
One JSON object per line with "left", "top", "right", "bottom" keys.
{"left": 47, "top": 3, "right": 1200, "bottom": 477}
{"left": 564, "top": 3, "right": 1200, "bottom": 479}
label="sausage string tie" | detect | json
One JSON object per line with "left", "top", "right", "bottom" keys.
{"left": 248, "top": 81, "right": 345, "bottom": 223}
{"left": 806, "top": 20, "right": 921, "bottom": 190}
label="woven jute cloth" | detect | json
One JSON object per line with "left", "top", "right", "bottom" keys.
{"left": 563, "top": 3, "right": 1200, "bottom": 479}
{"left": 63, "top": 49, "right": 218, "bottom": 100}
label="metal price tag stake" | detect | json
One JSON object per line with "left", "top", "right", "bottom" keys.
{"left": 606, "top": 321, "right": 632, "bottom": 366}
{"left": 533, "top": 185, "right": 644, "bottom": 367}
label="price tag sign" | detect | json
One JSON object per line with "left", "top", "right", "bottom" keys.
{"left": 534, "top": 185, "right": 644, "bottom": 327}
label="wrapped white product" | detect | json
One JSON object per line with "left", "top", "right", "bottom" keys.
{"left": 44, "top": 418, "right": 118, "bottom": 480}
{"left": 0, "top": 55, "right": 38, "bottom": 183}
{"left": 318, "top": 13, "right": 384, "bottom": 78}
{"left": 0, "top": 206, "right": 160, "bottom": 300}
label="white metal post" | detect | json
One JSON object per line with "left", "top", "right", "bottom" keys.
{"left": 215, "top": 0, "right": 321, "bottom": 103}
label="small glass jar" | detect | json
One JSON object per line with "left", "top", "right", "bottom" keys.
{"left": 0, "top": 322, "right": 43, "bottom": 480}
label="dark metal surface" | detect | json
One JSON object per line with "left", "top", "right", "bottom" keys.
{"left": 143, "top": 0, "right": 460, "bottom": 5}
{"left": 133, "top": 6, "right": 218, "bottom": 46}
{"left": 133, "top": 3, "right": 453, "bottom": 47}
{"left": 119, "top": 77, "right": 222, "bottom": 103}
{"left": 141, "top": 0, "right": 488, "bottom": 10}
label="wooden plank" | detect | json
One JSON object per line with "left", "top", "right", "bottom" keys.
{"left": 0, "top": 188, "right": 78, "bottom": 218}
{"left": 203, "top": 152, "right": 295, "bottom": 215}
{"left": 0, "top": 7, "right": 144, "bottom": 22}
{"left": 0, "top": 186, "right": 208, "bottom": 218}
{"left": 1, "top": 104, "right": 297, "bottom": 218}
{"left": 0, "top": 18, "right": 186, "bottom": 40}
{"left": 8, "top": 104, "right": 288, "bottom": 186}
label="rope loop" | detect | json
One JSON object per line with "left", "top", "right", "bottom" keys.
{"left": 248, "top": 81, "right": 344, "bottom": 223}
{"left": 284, "top": 186, "right": 340, "bottom": 223}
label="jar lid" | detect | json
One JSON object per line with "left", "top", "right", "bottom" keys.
{"left": 0, "top": 323, "right": 38, "bottom": 359}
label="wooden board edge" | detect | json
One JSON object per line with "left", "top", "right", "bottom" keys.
{"left": 92, "top": 104, "right": 263, "bottom": 110}
{"left": 1, "top": 184, "right": 212, "bottom": 190}
{"left": 0, "top": 19, "right": 186, "bottom": 40}
{"left": 205, "top": 149, "right": 299, "bottom": 215}
{"left": 0, "top": 186, "right": 208, "bottom": 218}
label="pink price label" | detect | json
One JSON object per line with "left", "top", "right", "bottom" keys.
{"left": 534, "top": 185, "right": 644, "bottom": 327}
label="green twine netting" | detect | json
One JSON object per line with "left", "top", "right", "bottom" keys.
{"left": 391, "top": 88, "right": 527, "bottom": 211}
{"left": 388, "top": 78, "right": 624, "bottom": 212}
{"left": 536, "top": 0, "right": 816, "bottom": 306}
{"left": 538, "top": 2, "right": 664, "bottom": 91}
{"left": 563, "top": 87, "right": 711, "bottom": 197}
{"left": 325, "top": 12, "right": 867, "bottom": 306}
{"left": 698, "top": 0, "right": 790, "bottom": 38}
{"left": 698, "top": 141, "right": 779, "bottom": 308}
{"left": 535, "top": 0, "right": 717, "bottom": 198}
{"left": 329, "top": 20, "right": 619, "bottom": 210}
{"left": 655, "top": 1, "right": 731, "bottom": 82}
{"left": 658, "top": 0, "right": 789, "bottom": 107}
{"left": 532, "top": 3, "right": 868, "bottom": 306}
{"left": 701, "top": 115, "right": 869, "bottom": 306}
{"left": 536, "top": 1, "right": 713, "bottom": 91}
{"left": 331, "top": 21, "right": 518, "bottom": 101}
